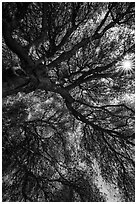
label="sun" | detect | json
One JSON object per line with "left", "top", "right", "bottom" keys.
{"left": 122, "top": 60, "right": 132, "bottom": 71}
{"left": 118, "top": 55, "right": 134, "bottom": 75}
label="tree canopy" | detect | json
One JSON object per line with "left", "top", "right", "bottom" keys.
{"left": 2, "top": 2, "right": 135, "bottom": 202}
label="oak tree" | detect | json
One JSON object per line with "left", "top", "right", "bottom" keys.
{"left": 2, "top": 2, "right": 135, "bottom": 202}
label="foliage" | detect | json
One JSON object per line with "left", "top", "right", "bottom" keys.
{"left": 2, "top": 2, "right": 135, "bottom": 202}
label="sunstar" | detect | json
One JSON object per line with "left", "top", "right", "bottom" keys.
{"left": 122, "top": 59, "right": 133, "bottom": 72}
{"left": 119, "top": 57, "right": 134, "bottom": 75}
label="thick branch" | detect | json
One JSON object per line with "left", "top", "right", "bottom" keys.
{"left": 65, "top": 100, "right": 126, "bottom": 138}
{"left": 2, "top": 20, "right": 34, "bottom": 71}
{"left": 95, "top": 7, "right": 111, "bottom": 34}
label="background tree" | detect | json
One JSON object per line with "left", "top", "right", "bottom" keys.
{"left": 2, "top": 2, "right": 135, "bottom": 202}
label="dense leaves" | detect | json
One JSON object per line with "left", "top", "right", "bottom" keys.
{"left": 2, "top": 2, "right": 135, "bottom": 202}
